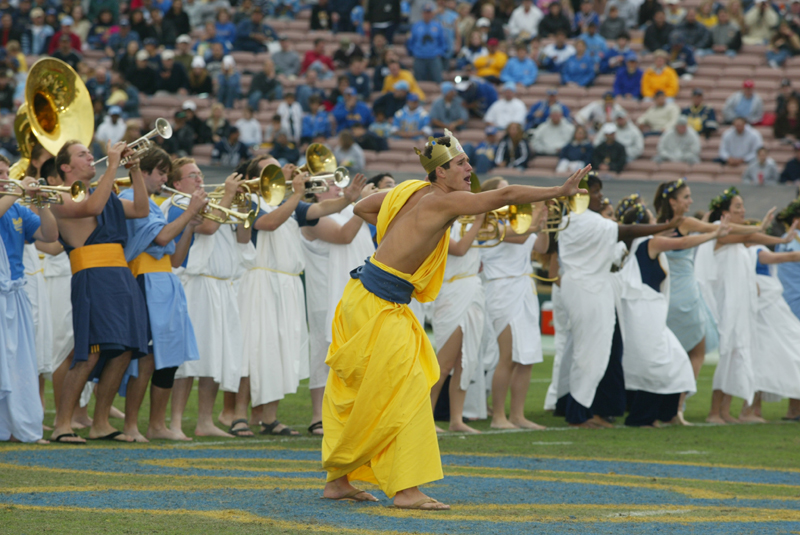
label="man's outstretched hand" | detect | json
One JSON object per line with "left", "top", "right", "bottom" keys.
{"left": 559, "top": 164, "right": 591, "bottom": 198}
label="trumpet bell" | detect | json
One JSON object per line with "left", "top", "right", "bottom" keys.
{"left": 70, "top": 181, "right": 87, "bottom": 202}
{"left": 8, "top": 158, "right": 29, "bottom": 181}
{"left": 154, "top": 117, "right": 173, "bottom": 140}
{"left": 259, "top": 164, "right": 288, "bottom": 206}
{"left": 503, "top": 203, "right": 533, "bottom": 235}
{"left": 302, "top": 143, "right": 337, "bottom": 175}
{"left": 25, "top": 58, "right": 94, "bottom": 157}
{"left": 14, "top": 105, "right": 36, "bottom": 160}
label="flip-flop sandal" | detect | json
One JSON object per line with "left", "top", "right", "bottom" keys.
{"left": 88, "top": 431, "right": 131, "bottom": 442}
{"left": 394, "top": 498, "right": 446, "bottom": 510}
{"left": 322, "top": 489, "right": 376, "bottom": 502}
{"left": 52, "top": 433, "right": 86, "bottom": 445}
{"left": 259, "top": 420, "right": 300, "bottom": 436}
{"left": 308, "top": 421, "right": 323, "bottom": 435}
{"left": 229, "top": 419, "right": 254, "bottom": 437}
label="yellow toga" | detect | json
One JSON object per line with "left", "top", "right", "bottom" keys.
{"left": 321, "top": 180, "right": 449, "bottom": 498}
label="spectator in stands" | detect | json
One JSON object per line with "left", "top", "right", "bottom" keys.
{"left": 129, "top": 9, "right": 152, "bottom": 43}
{"left": 561, "top": 39, "right": 596, "bottom": 87}
{"left": 0, "top": 71, "right": 13, "bottom": 114}
{"left": 333, "top": 129, "right": 366, "bottom": 174}
{"left": 664, "top": 0, "right": 686, "bottom": 25}
{"left": 676, "top": 8, "right": 712, "bottom": 52}
{"left": 88, "top": 0, "right": 118, "bottom": 28}
{"left": 484, "top": 82, "right": 527, "bottom": 130}
{"left": 301, "top": 95, "right": 334, "bottom": 144}
{"left": 235, "top": 7, "right": 276, "bottom": 53}
{"left": 216, "top": 55, "right": 241, "bottom": 109}
{"left": 271, "top": 129, "right": 301, "bottom": 165}
{"left": 108, "top": 71, "right": 139, "bottom": 118}
{"left": 477, "top": 4, "right": 506, "bottom": 41}
{"left": 212, "top": 126, "right": 251, "bottom": 167}
{"left": 329, "top": 75, "right": 351, "bottom": 108}
{"left": 743, "top": 0, "right": 779, "bottom": 45}
{"left": 95, "top": 106, "right": 127, "bottom": 146}
{"left": 463, "top": 125, "right": 499, "bottom": 174}
{"left": 596, "top": 110, "right": 644, "bottom": 162}
{"left": 788, "top": 0, "right": 800, "bottom": 35}
{"left": 541, "top": 29, "right": 575, "bottom": 73}
{"left": 682, "top": 88, "right": 719, "bottom": 139}
{"left": 212, "top": 8, "right": 236, "bottom": 49}
{"left": 196, "top": 24, "right": 227, "bottom": 61}
{"left": 235, "top": 106, "right": 263, "bottom": 148}
{"left": 638, "top": 0, "right": 662, "bottom": 28}
{"left": 246, "top": 58, "right": 283, "bottom": 110}
{"left": 474, "top": 37, "right": 508, "bottom": 83}
{"left": 206, "top": 102, "right": 231, "bottom": 144}
{"left": 273, "top": 36, "right": 301, "bottom": 78}
{"left": 333, "top": 87, "right": 374, "bottom": 133}
{"left": 188, "top": 56, "right": 213, "bottom": 95}
{"left": 723, "top": 80, "right": 764, "bottom": 125}
{"left": 329, "top": 0, "right": 360, "bottom": 33}
{"left": 21, "top": 8, "right": 53, "bottom": 56}
{"left": 532, "top": 104, "right": 575, "bottom": 156}
{"left": 301, "top": 38, "right": 336, "bottom": 80}
{"left": 86, "top": 67, "right": 112, "bottom": 103}
{"left": 174, "top": 35, "right": 194, "bottom": 72}
{"left": 539, "top": 1, "right": 572, "bottom": 38}
{"left": 592, "top": 123, "right": 627, "bottom": 173}
{"left": 579, "top": 22, "right": 608, "bottom": 61}
{"left": 710, "top": 7, "right": 742, "bottom": 56}
{"left": 165, "top": 111, "right": 195, "bottom": 157}
{"left": 494, "top": 122, "right": 531, "bottom": 169}
{"left": 0, "top": 118, "right": 17, "bottom": 159}
{"left": 576, "top": 91, "right": 625, "bottom": 134}
{"left": 373, "top": 80, "right": 409, "bottom": 122}
{"left": 665, "top": 32, "right": 698, "bottom": 78}
{"left": 644, "top": 9, "right": 673, "bottom": 53}
{"left": 718, "top": 116, "right": 763, "bottom": 166}
{"left": 696, "top": 0, "right": 718, "bottom": 27}
{"left": 599, "top": 5, "right": 627, "bottom": 40}
{"left": 406, "top": 2, "right": 447, "bottom": 83}
{"left": 264, "top": 114, "right": 283, "bottom": 144}
{"left": 600, "top": 31, "right": 632, "bottom": 74}
{"left": 501, "top": 41, "right": 538, "bottom": 87}
{"left": 0, "top": 13, "right": 22, "bottom": 46}
{"left": 367, "top": 109, "right": 392, "bottom": 148}
{"left": 455, "top": 2, "right": 476, "bottom": 46}
{"left": 776, "top": 78, "right": 800, "bottom": 114}
{"left": 381, "top": 59, "right": 426, "bottom": 100}
{"left": 508, "top": 0, "right": 543, "bottom": 39}
{"left": 641, "top": 50, "right": 679, "bottom": 100}
{"left": 606, "top": 0, "right": 638, "bottom": 29}
{"left": 276, "top": 91, "right": 304, "bottom": 144}
{"left": 182, "top": 100, "right": 213, "bottom": 145}
{"left": 654, "top": 116, "right": 701, "bottom": 164}
{"left": 390, "top": 94, "right": 432, "bottom": 140}
{"left": 148, "top": 9, "right": 169, "bottom": 46}
{"left": 296, "top": 70, "right": 327, "bottom": 113}
{"left": 364, "top": 0, "right": 402, "bottom": 44}
{"left": 767, "top": 21, "right": 800, "bottom": 68}
{"left": 743, "top": 146, "right": 780, "bottom": 184}
{"left": 142, "top": 39, "right": 162, "bottom": 71}
{"left": 157, "top": 50, "right": 190, "bottom": 95}
{"left": 163, "top": 0, "right": 191, "bottom": 46}
{"left": 457, "top": 30, "right": 488, "bottom": 69}
{"left": 574, "top": 0, "right": 601, "bottom": 36}
{"left": 49, "top": 16, "right": 81, "bottom": 54}
{"left": 429, "top": 81, "right": 469, "bottom": 133}
{"left": 614, "top": 53, "right": 643, "bottom": 100}
{"left": 457, "top": 74, "right": 498, "bottom": 118}
{"left": 334, "top": 36, "right": 366, "bottom": 70}
{"left": 774, "top": 97, "right": 800, "bottom": 142}
{"left": 780, "top": 143, "right": 800, "bottom": 183}
{"left": 526, "top": 88, "right": 571, "bottom": 130}
{"left": 638, "top": 90, "right": 681, "bottom": 135}
{"left": 346, "top": 58, "right": 372, "bottom": 102}
{"left": 556, "top": 124, "right": 593, "bottom": 173}
{"left": 726, "top": 0, "right": 747, "bottom": 33}
{"left": 52, "top": 34, "right": 82, "bottom": 71}
{"left": 310, "top": 0, "right": 333, "bottom": 31}
{"left": 70, "top": 5, "right": 91, "bottom": 43}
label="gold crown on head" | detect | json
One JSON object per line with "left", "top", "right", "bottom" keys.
{"left": 414, "top": 129, "right": 465, "bottom": 174}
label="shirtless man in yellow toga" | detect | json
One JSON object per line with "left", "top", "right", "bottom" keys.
{"left": 320, "top": 130, "right": 590, "bottom": 510}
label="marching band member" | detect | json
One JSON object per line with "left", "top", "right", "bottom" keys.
{"left": 48, "top": 141, "right": 150, "bottom": 444}
{"left": 163, "top": 158, "right": 250, "bottom": 439}
{"left": 119, "top": 148, "right": 206, "bottom": 442}
{"left": 430, "top": 211, "right": 485, "bottom": 434}
{"left": 777, "top": 200, "right": 800, "bottom": 326}
{"left": 23, "top": 241, "right": 53, "bottom": 417}
{"left": 695, "top": 188, "right": 798, "bottom": 424}
{"left": 0, "top": 156, "right": 57, "bottom": 444}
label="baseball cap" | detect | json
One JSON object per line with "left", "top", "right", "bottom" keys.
{"left": 30, "top": 7, "right": 43, "bottom": 17}
{"left": 676, "top": 116, "right": 688, "bottom": 125}
{"left": 191, "top": 56, "right": 206, "bottom": 69}
{"left": 476, "top": 17, "right": 490, "bottom": 28}
{"left": 222, "top": 55, "right": 236, "bottom": 69}
{"left": 485, "top": 126, "right": 498, "bottom": 136}
{"left": 144, "top": 37, "right": 158, "bottom": 46}
{"left": 135, "top": 50, "right": 149, "bottom": 61}
{"left": 343, "top": 87, "right": 357, "bottom": 96}
{"left": 440, "top": 81, "right": 455, "bottom": 94}
{"left": 61, "top": 16, "right": 74, "bottom": 25}
{"left": 502, "top": 81, "right": 517, "bottom": 92}
{"left": 613, "top": 109, "right": 627, "bottom": 119}
{"left": 393, "top": 80, "right": 410, "bottom": 91}
{"left": 655, "top": 90, "right": 666, "bottom": 97}
{"left": 603, "top": 90, "right": 614, "bottom": 99}
{"left": 161, "top": 49, "right": 175, "bottom": 61}
{"left": 182, "top": 100, "right": 197, "bottom": 111}
{"left": 487, "top": 37, "right": 499, "bottom": 46}
{"left": 550, "top": 104, "right": 563, "bottom": 114}
{"left": 278, "top": 34, "right": 289, "bottom": 41}
{"left": 407, "top": 93, "right": 420, "bottom": 102}
{"left": 422, "top": 1, "right": 435, "bottom": 11}
{"left": 601, "top": 123, "right": 617, "bottom": 135}
{"left": 692, "top": 88, "right": 704, "bottom": 96}
{"left": 108, "top": 105, "right": 122, "bottom": 116}
{"left": 177, "top": 34, "right": 192, "bottom": 44}
{"left": 119, "top": 18, "right": 130, "bottom": 26}
{"left": 743, "top": 79, "right": 755, "bottom": 88}
{"left": 546, "top": 88, "right": 558, "bottom": 96}
{"left": 781, "top": 78, "right": 792, "bottom": 87}
{"left": 625, "top": 52, "right": 638, "bottom": 61}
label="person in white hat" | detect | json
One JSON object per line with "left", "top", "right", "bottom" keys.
{"left": 95, "top": 106, "right": 128, "bottom": 146}
{"left": 591, "top": 123, "right": 627, "bottom": 173}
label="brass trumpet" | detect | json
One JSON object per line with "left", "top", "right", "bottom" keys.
{"left": 459, "top": 204, "right": 534, "bottom": 247}
{"left": 231, "top": 164, "right": 350, "bottom": 207}
{"left": 162, "top": 186, "right": 257, "bottom": 229}
{"left": 0, "top": 178, "right": 86, "bottom": 205}
{"left": 92, "top": 118, "right": 173, "bottom": 167}
{"left": 89, "top": 177, "right": 132, "bottom": 189}
{"left": 538, "top": 177, "right": 590, "bottom": 234}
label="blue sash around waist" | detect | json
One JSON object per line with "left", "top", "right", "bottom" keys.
{"left": 350, "top": 257, "right": 414, "bottom": 305}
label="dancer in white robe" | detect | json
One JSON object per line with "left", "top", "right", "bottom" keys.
{"left": 430, "top": 218, "right": 486, "bottom": 433}
{"left": 23, "top": 244, "right": 53, "bottom": 380}
{"left": 164, "top": 160, "right": 251, "bottom": 438}
{"left": 695, "top": 187, "right": 798, "bottom": 424}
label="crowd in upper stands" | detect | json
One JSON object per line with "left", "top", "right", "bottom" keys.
{"left": 0, "top": 0, "right": 799, "bottom": 184}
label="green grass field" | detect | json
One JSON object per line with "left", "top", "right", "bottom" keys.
{"left": 1, "top": 351, "right": 799, "bottom": 534}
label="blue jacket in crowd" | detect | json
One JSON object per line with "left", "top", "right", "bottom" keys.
{"left": 500, "top": 57, "right": 539, "bottom": 87}
{"left": 332, "top": 101, "right": 374, "bottom": 132}
{"left": 559, "top": 141, "right": 594, "bottom": 163}
{"left": 599, "top": 45, "right": 632, "bottom": 74}
{"left": 561, "top": 54, "right": 596, "bottom": 87}
{"left": 406, "top": 20, "right": 448, "bottom": 59}
{"left": 302, "top": 110, "right": 333, "bottom": 140}
{"left": 526, "top": 99, "right": 571, "bottom": 130}
{"left": 579, "top": 32, "right": 607, "bottom": 60}
{"left": 459, "top": 80, "right": 498, "bottom": 116}
{"left": 613, "top": 66, "right": 643, "bottom": 99}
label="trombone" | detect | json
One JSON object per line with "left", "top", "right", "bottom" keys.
{"left": 0, "top": 178, "right": 86, "bottom": 205}
{"left": 459, "top": 204, "right": 534, "bottom": 247}
{"left": 92, "top": 118, "right": 173, "bottom": 167}
{"left": 162, "top": 185, "right": 257, "bottom": 229}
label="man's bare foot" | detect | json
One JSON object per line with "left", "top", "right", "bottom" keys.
{"left": 323, "top": 476, "right": 379, "bottom": 502}
{"left": 721, "top": 413, "right": 739, "bottom": 424}
{"left": 393, "top": 487, "right": 450, "bottom": 510}
{"left": 510, "top": 417, "right": 546, "bottom": 430}
{"left": 71, "top": 414, "right": 93, "bottom": 429}
{"left": 490, "top": 418, "right": 518, "bottom": 430}
{"left": 435, "top": 424, "right": 446, "bottom": 434}
{"left": 109, "top": 406, "right": 126, "bottom": 419}
{"left": 42, "top": 424, "right": 53, "bottom": 432}
{"left": 569, "top": 420, "right": 602, "bottom": 429}
{"left": 218, "top": 411, "right": 233, "bottom": 428}
{"left": 449, "top": 421, "right": 480, "bottom": 434}
{"left": 122, "top": 427, "right": 149, "bottom": 443}
{"left": 147, "top": 426, "right": 193, "bottom": 441}
{"left": 35, "top": 439, "right": 50, "bottom": 445}
{"left": 668, "top": 412, "right": 693, "bottom": 426}
{"left": 195, "top": 424, "right": 233, "bottom": 438}
{"left": 738, "top": 414, "right": 767, "bottom": 424}
{"left": 168, "top": 427, "right": 193, "bottom": 441}
{"left": 705, "top": 414, "right": 727, "bottom": 424}
{"left": 590, "top": 415, "right": 614, "bottom": 429}
{"left": 87, "top": 428, "right": 134, "bottom": 442}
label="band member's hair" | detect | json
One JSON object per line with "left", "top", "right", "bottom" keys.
{"left": 55, "top": 140, "right": 83, "bottom": 180}
{"left": 139, "top": 147, "right": 172, "bottom": 175}
{"left": 586, "top": 172, "right": 602, "bottom": 190}
{"left": 235, "top": 158, "right": 253, "bottom": 177}
{"left": 708, "top": 187, "right": 739, "bottom": 222}
{"left": 367, "top": 173, "right": 393, "bottom": 187}
{"left": 0, "top": 154, "right": 9, "bottom": 166}
{"left": 480, "top": 176, "right": 505, "bottom": 191}
{"left": 653, "top": 178, "right": 688, "bottom": 223}
{"left": 40, "top": 157, "right": 57, "bottom": 180}
{"left": 167, "top": 157, "right": 197, "bottom": 187}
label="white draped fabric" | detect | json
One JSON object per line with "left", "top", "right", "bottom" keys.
{"left": 301, "top": 234, "right": 331, "bottom": 390}
{"left": 43, "top": 251, "right": 73, "bottom": 372}
{"left": 544, "top": 284, "right": 572, "bottom": 410}
{"left": 22, "top": 244, "right": 53, "bottom": 377}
